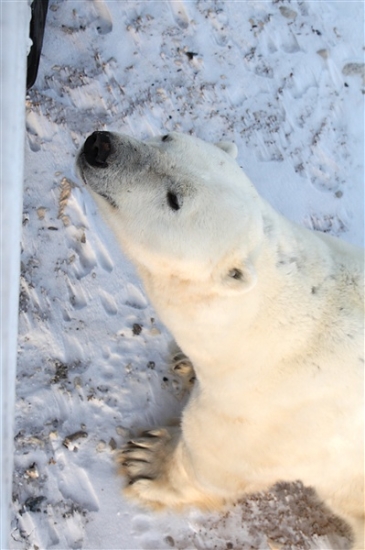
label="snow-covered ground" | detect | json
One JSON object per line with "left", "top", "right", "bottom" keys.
{"left": 11, "top": 1, "right": 364, "bottom": 549}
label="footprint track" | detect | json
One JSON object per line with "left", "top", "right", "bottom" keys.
{"left": 99, "top": 289, "right": 118, "bottom": 316}
{"left": 66, "top": 277, "right": 88, "bottom": 309}
{"left": 66, "top": 225, "right": 114, "bottom": 279}
{"left": 92, "top": 0, "right": 113, "bottom": 35}
{"left": 62, "top": 186, "right": 114, "bottom": 277}
{"left": 124, "top": 282, "right": 148, "bottom": 310}
{"left": 168, "top": 0, "right": 190, "bottom": 29}
{"left": 56, "top": 453, "right": 100, "bottom": 512}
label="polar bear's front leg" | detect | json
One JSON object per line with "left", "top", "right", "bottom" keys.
{"left": 117, "top": 427, "right": 221, "bottom": 510}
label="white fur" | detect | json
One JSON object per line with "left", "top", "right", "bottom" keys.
{"left": 77, "top": 132, "right": 364, "bottom": 548}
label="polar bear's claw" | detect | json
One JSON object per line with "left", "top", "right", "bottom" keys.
{"left": 125, "top": 438, "right": 154, "bottom": 449}
{"left": 141, "top": 429, "right": 166, "bottom": 438}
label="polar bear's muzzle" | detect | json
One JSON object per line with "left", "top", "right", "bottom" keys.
{"left": 77, "top": 130, "right": 161, "bottom": 209}
{"left": 77, "top": 131, "right": 119, "bottom": 207}
{"left": 83, "top": 131, "right": 112, "bottom": 168}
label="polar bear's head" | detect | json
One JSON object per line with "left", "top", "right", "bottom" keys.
{"left": 77, "top": 132, "right": 265, "bottom": 294}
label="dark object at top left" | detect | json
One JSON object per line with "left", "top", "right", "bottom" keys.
{"left": 27, "top": 0, "right": 49, "bottom": 90}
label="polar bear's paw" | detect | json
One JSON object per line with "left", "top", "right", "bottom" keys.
{"left": 171, "top": 349, "right": 195, "bottom": 381}
{"left": 118, "top": 427, "right": 184, "bottom": 508}
{"left": 119, "top": 428, "right": 176, "bottom": 480}
{"left": 117, "top": 427, "right": 216, "bottom": 509}
{"left": 167, "top": 348, "right": 196, "bottom": 399}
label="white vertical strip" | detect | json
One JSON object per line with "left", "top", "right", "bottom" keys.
{"left": 1, "top": 1, "right": 31, "bottom": 548}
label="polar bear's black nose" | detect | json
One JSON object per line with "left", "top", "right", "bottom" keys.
{"left": 83, "top": 131, "right": 111, "bottom": 167}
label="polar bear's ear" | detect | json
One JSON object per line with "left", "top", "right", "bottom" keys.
{"left": 214, "top": 141, "right": 238, "bottom": 159}
{"left": 217, "top": 261, "right": 257, "bottom": 295}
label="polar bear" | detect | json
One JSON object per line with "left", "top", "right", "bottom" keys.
{"left": 77, "top": 131, "right": 364, "bottom": 548}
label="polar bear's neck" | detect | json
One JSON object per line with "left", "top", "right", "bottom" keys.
{"left": 136, "top": 212, "right": 342, "bottom": 389}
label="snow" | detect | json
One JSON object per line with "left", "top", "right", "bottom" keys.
{"left": 11, "top": 1, "right": 363, "bottom": 549}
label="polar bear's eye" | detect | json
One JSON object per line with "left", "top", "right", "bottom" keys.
{"left": 162, "top": 135, "right": 171, "bottom": 142}
{"left": 167, "top": 191, "right": 180, "bottom": 211}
